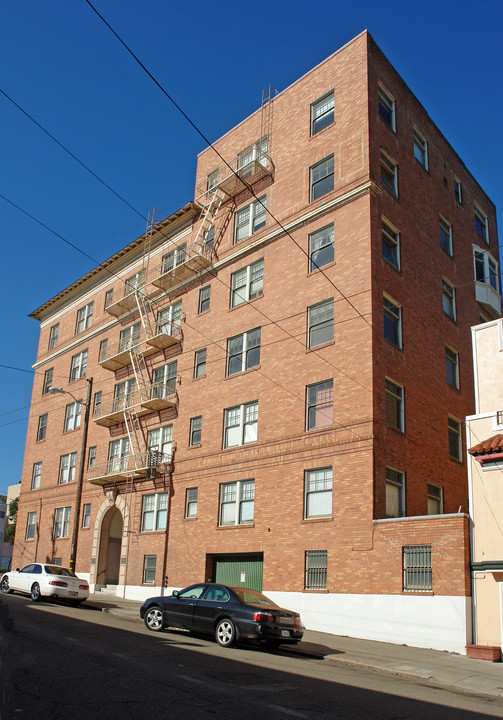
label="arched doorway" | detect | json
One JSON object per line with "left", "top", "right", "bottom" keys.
{"left": 97, "top": 507, "right": 123, "bottom": 586}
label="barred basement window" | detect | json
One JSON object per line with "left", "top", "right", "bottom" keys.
{"left": 403, "top": 545, "right": 432, "bottom": 591}
{"left": 143, "top": 555, "right": 156, "bottom": 584}
{"left": 305, "top": 549, "right": 327, "bottom": 589}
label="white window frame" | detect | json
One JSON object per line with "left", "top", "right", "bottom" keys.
{"left": 442, "top": 279, "right": 456, "bottom": 321}
{"left": 162, "top": 243, "right": 187, "bottom": 273}
{"left": 238, "top": 136, "right": 268, "bottom": 175}
{"left": 223, "top": 401, "right": 258, "bottom": 448}
{"left": 75, "top": 301, "right": 93, "bottom": 334}
{"left": 64, "top": 400, "right": 82, "bottom": 432}
{"left": 141, "top": 493, "right": 168, "bottom": 532}
{"left": 307, "top": 299, "right": 334, "bottom": 348}
{"left": 305, "top": 467, "right": 332, "bottom": 519}
{"left": 385, "top": 378, "right": 404, "bottom": 432}
{"left": 413, "top": 127, "right": 428, "bottom": 170}
{"left": 147, "top": 425, "right": 173, "bottom": 458}
{"left": 234, "top": 196, "right": 267, "bottom": 243}
{"left": 439, "top": 216, "right": 453, "bottom": 256}
{"left": 194, "top": 348, "right": 206, "bottom": 378}
{"left": 310, "top": 155, "right": 334, "bottom": 201}
{"left": 70, "top": 350, "right": 88, "bottom": 381}
{"left": 189, "top": 416, "right": 202, "bottom": 447}
{"left": 427, "top": 484, "right": 443, "bottom": 515}
{"left": 88, "top": 446, "right": 97, "bottom": 468}
{"left": 378, "top": 84, "right": 395, "bottom": 130}
{"left": 448, "top": 416, "right": 462, "bottom": 461}
{"left": 230, "top": 259, "right": 264, "bottom": 307}
{"left": 380, "top": 151, "right": 398, "bottom": 197}
{"left": 48, "top": 323, "right": 59, "bottom": 350}
{"left": 475, "top": 205, "right": 489, "bottom": 244}
{"left": 37, "top": 414, "right": 47, "bottom": 442}
{"left": 32, "top": 462, "right": 42, "bottom": 490}
{"left": 445, "top": 346, "right": 459, "bottom": 388}
{"left": 108, "top": 437, "right": 130, "bottom": 472}
{"left": 26, "top": 511, "right": 37, "bottom": 540}
{"left": 119, "top": 322, "right": 141, "bottom": 352}
{"left": 311, "top": 91, "right": 334, "bottom": 135}
{"left": 124, "top": 269, "right": 146, "bottom": 295}
{"left": 43, "top": 368, "right": 53, "bottom": 395}
{"left": 306, "top": 379, "right": 333, "bottom": 431}
{"left": 474, "top": 247, "right": 499, "bottom": 292}
{"left": 383, "top": 295, "right": 402, "bottom": 348}
{"left": 227, "top": 328, "right": 261, "bottom": 376}
{"left": 82, "top": 503, "right": 91, "bottom": 528}
{"left": 59, "top": 452, "right": 77, "bottom": 484}
{"left": 53, "top": 506, "right": 71, "bottom": 538}
{"left": 219, "top": 479, "right": 255, "bottom": 526}
{"left": 185, "top": 487, "right": 198, "bottom": 518}
{"left": 309, "top": 224, "right": 334, "bottom": 272}
{"left": 382, "top": 218, "right": 400, "bottom": 269}
{"left": 157, "top": 300, "right": 182, "bottom": 336}
{"left": 385, "top": 467, "right": 405, "bottom": 518}
{"left": 207, "top": 169, "right": 219, "bottom": 191}
{"left": 151, "top": 362, "right": 177, "bottom": 400}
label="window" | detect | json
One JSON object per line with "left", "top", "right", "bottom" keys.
{"left": 445, "top": 346, "right": 459, "bottom": 388}
{"left": 475, "top": 206, "right": 489, "bottom": 243}
{"left": 141, "top": 493, "right": 168, "bottom": 532}
{"left": 64, "top": 401, "right": 82, "bottom": 432}
{"left": 305, "top": 550, "right": 327, "bottom": 590}
{"left": 219, "top": 480, "right": 254, "bottom": 525}
{"left": 82, "top": 503, "right": 91, "bottom": 528}
{"left": 227, "top": 328, "right": 261, "bottom": 375}
{"left": 378, "top": 85, "right": 395, "bottom": 130}
{"left": 231, "top": 259, "right": 264, "bottom": 307}
{"left": 26, "top": 511, "right": 37, "bottom": 540}
{"left": 119, "top": 322, "right": 141, "bottom": 352}
{"left": 36, "top": 414, "right": 47, "bottom": 442}
{"left": 207, "top": 169, "right": 219, "bottom": 191}
{"left": 224, "top": 401, "right": 258, "bottom": 448}
{"left": 32, "top": 462, "right": 42, "bottom": 490}
{"left": 311, "top": 91, "right": 334, "bottom": 135}
{"left": 234, "top": 196, "right": 266, "bottom": 243}
{"left": 442, "top": 279, "right": 456, "bottom": 321}
{"left": 385, "top": 468, "right": 404, "bottom": 517}
{"left": 48, "top": 323, "right": 59, "bottom": 350}
{"left": 309, "top": 225, "right": 334, "bottom": 272}
{"left": 380, "top": 151, "right": 398, "bottom": 197}
{"left": 185, "top": 487, "right": 198, "bottom": 518}
{"left": 305, "top": 468, "right": 332, "bottom": 518}
{"left": 382, "top": 219, "right": 400, "bottom": 269}
{"left": 199, "top": 286, "right": 211, "bottom": 313}
{"left": 53, "top": 558, "right": 62, "bottom": 566}
{"left": 124, "top": 269, "right": 146, "bottom": 295}
{"left": 454, "top": 177, "right": 462, "bottom": 204}
{"left": 143, "top": 555, "right": 156, "bottom": 584}
{"left": 114, "top": 379, "right": 135, "bottom": 409}
{"left": 427, "top": 484, "right": 443, "bottom": 515}
{"left": 88, "top": 446, "right": 97, "bottom": 468}
{"left": 413, "top": 127, "right": 428, "bottom": 169}
{"left": 439, "top": 216, "right": 452, "bottom": 256}
{"left": 238, "top": 137, "right": 268, "bottom": 176}
{"left": 448, "top": 416, "right": 462, "bottom": 461}
{"left": 53, "top": 506, "right": 71, "bottom": 538}
{"left": 385, "top": 379, "right": 404, "bottom": 431}
{"left": 59, "top": 452, "right": 77, "bottom": 484}
{"left": 147, "top": 425, "right": 173, "bottom": 458}
{"left": 194, "top": 348, "right": 206, "bottom": 378}
{"left": 109, "top": 438, "right": 130, "bottom": 472}
{"left": 204, "top": 224, "right": 215, "bottom": 249}
{"left": 93, "top": 391, "right": 102, "bottom": 416}
{"left": 310, "top": 155, "right": 334, "bottom": 201}
{"left": 306, "top": 380, "right": 333, "bottom": 430}
{"left": 383, "top": 296, "right": 402, "bottom": 348}
{"left": 75, "top": 301, "right": 93, "bottom": 333}
{"left": 403, "top": 545, "right": 432, "bottom": 591}
{"left": 307, "top": 299, "right": 334, "bottom": 348}
{"left": 70, "top": 350, "right": 88, "bottom": 381}
{"left": 157, "top": 301, "right": 182, "bottom": 336}
{"left": 151, "top": 362, "right": 177, "bottom": 401}
{"left": 474, "top": 249, "right": 499, "bottom": 292}
{"left": 162, "top": 244, "right": 186, "bottom": 273}
{"left": 42, "top": 368, "right": 53, "bottom": 395}
{"left": 99, "top": 339, "right": 108, "bottom": 363}
{"left": 105, "top": 288, "right": 114, "bottom": 309}
{"left": 190, "top": 416, "right": 202, "bottom": 446}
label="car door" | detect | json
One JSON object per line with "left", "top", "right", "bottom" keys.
{"left": 192, "top": 585, "right": 231, "bottom": 634}
{"left": 12, "top": 564, "right": 39, "bottom": 593}
{"left": 163, "top": 584, "right": 206, "bottom": 630}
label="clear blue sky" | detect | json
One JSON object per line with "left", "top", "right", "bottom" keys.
{"left": 1, "top": 0, "right": 502, "bottom": 496}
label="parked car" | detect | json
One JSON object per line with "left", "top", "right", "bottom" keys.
{"left": 140, "top": 582, "right": 304, "bottom": 650}
{"left": 0, "top": 563, "right": 89, "bottom": 604}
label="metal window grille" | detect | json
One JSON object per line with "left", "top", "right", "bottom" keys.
{"left": 403, "top": 545, "right": 432, "bottom": 591}
{"left": 305, "top": 550, "right": 327, "bottom": 589}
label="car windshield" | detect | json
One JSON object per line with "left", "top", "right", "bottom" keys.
{"left": 44, "top": 566, "right": 77, "bottom": 577}
{"left": 233, "top": 588, "right": 279, "bottom": 607}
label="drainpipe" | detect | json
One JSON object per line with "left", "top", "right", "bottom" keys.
{"left": 69, "top": 377, "right": 93, "bottom": 573}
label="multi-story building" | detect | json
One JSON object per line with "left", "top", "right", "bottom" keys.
{"left": 12, "top": 31, "right": 500, "bottom": 652}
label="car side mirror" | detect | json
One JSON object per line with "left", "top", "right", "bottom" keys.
{"left": 172, "top": 590, "right": 179, "bottom": 598}
{"left": 15, "top": 568, "right": 20, "bottom": 572}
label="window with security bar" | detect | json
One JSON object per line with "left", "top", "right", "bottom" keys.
{"left": 403, "top": 545, "right": 432, "bottom": 591}
{"left": 305, "top": 550, "right": 327, "bottom": 590}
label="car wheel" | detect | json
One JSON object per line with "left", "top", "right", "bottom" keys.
{"left": 30, "top": 583, "right": 42, "bottom": 602}
{"left": 144, "top": 606, "right": 164, "bottom": 632}
{"left": 215, "top": 618, "right": 236, "bottom": 647}
{"left": 0, "top": 576, "right": 11, "bottom": 594}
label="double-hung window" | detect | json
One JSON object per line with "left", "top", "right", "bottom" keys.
{"left": 442, "top": 279, "right": 456, "bottom": 321}
{"left": 141, "top": 493, "right": 168, "bottom": 532}
{"left": 42, "top": 368, "right": 53, "bottom": 395}
{"left": 157, "top": 301, "right": 182, "bottom": 337}
{"left": 475, "top": 206, "right": 489, "bottom": 243}
{"left": 383, "top": 296, "right": 402, "bottom": 348}
{"left": 238, "top": 137, "right": 268, "bottom": 176}
{"left": 199, "top": 286, "right": 211, "bottom": 313}
{"left": 37, "top": 414, "right": 48, "bottom": 442}
{"left": 224, "top": 401, "right": 258, "bottom": 448}
{"left": 427, "top": 484, "right": 443, "bottom": 515}
{"left": 108, "top": 438, "right": 130, "bottom": 473}
{"left": 219, "top": 480, "right": 254, "bottom": 525}
{"left": 307, "top": 299, "right": 334, "bottom": 348}
{"left": 311, "top": 91, "right": 334, "bottom": 135}
{"left": 82, "top": 503, "right": 91, "bottom": 528}
{"left": 439, "top": 216, "right": 452, "bottom": 256}
{"left": 53, "top": 507, "right": 71, "bottom": 538}
{"left": 306, "top": 380, "right": 333, "bottom": 430}
{"left": 88, "top": 446, "right": 96, "bottom": 468}
{"left": 59, "top": 452, "right": 77, "bottom": 484}
{"left": 385, "top": 467, "right": 405, "bottom": 517}
{"left": 448, "top": 416, "right": 462, "bottom": 461}
{"left": 48, "top": 323, "right": 59, "bottom": 350}
{"left": 143, "top": 555, "right": 156, "bottom": 584}
{"left": 185, "top": 487, "right": 198, "bottom": 518}
{"left": 151, "top": 362, "right": 177, "bottom": 400}
{"left": 378, "top": 85, "right": 395, "bottom": 130}
{"left": 64, "top": 401, "right": 82, "bottom": 432}
{"left": 189, "top": 416, "right": 202, "bottom": 446}
{"left": 194, "top": 348, "right": 206, "bottom": 378}
{"left": 32, "top": 462, "right": 42, "bottom": 490}
{"left": 124, "top": 270, "right": 146, "bottom": 296}
{"left": 474, "top": 249, "right": 499, "bottom": 292}
{"left": 70, "top": 350, "right": 88, "bottom": 381}
{"left": 147, "top": 425, "right": 173, "bottom": 459}
{"left": 234, "top": 196, "right": 267, "bottom": 243}
{"left": 454, "top": 177, "right": 462, "bottom": 204}
{"left": 207, "top": 169, "right": 219, "bottom": 192}
{"left": 305, "top": 468, "right": 332, "bottom": 518}
{"left": 75, "top": 302, "right": 93, "bottom": 333}
{"left": 445, "top": 346, "right": 459, "bottom": 388}
{"left": 380, "top": 151, "right": 398, "bottom": 197}
{"left": 413, "top": 127, "right": 428, "bottom": 169}
{"left": 382, "top": 219, "right": 400, "bottom": 268}
{"left": 230, "top": 259, "right": 264, "bottom": 307}
{"left": 309, "top": 225, "right": 334, "bottom": 272}
{"left": 114, "top": 379, "right": 135, "bottom": 412}
{"left": 310, "top": 155, "right": 334, "bottom": 201}
{"left": 227, "top": 328, "right": 261, "bottom": 375}
{"left": 26, "top": 511, "right": 37, "bottom": 540}
{"left": 385, "top": 379, "right": 404, "bottom": 431}
{"left": 119, "top": 322, "right": 141, "bottom": 353}
{"left": 162, "top": 244, "right": 186, "bottom": 273}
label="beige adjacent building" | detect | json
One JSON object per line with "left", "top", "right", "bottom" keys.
{"left": 468, "top": 319, "right": 503, "bottom": 650}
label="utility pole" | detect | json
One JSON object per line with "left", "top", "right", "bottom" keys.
{"left": 69, "top": 377, "right": 93, "bottom": 572}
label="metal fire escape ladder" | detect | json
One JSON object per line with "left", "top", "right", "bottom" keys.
{"left": 192, "top": 188, "right": 225, "bottom": 257}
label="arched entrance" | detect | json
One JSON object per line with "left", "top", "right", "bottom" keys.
{"left": 97, "top": 506, "right": 123, "bottom": 585}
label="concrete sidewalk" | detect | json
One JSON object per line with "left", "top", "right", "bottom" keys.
{"left": 88, "top": 593, "right": 503, "bottom": 699}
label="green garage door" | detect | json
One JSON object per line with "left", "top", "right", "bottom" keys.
{"left": 213, "top": 553, "right": 263, "bottom": 591}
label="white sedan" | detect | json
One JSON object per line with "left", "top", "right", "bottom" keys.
{"left": 0, "top": 563, "right": 89, "bottom": 604}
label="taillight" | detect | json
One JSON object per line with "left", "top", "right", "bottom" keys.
{"left": 294, "top": 615, "right": 302, "bottom": 627}
{"left": 253, "top": 612, "right": 274, "bottom": 623}
{"left": 79, "top": 584, "right": 89, "bottom": 590}
{"left": 49, "top": 580, "right": 68, "bottom": 587}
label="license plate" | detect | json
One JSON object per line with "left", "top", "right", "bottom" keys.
{"left": 281, "top": 630, "right": 291, "bottom": 638}
{"left": 69, "top": 591, "right": 78, "bottom": 597}
{"left": 279, "top": 616, "right": 291, "bottom": 624}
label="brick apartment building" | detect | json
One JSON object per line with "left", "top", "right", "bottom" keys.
{"left": 11, "top": 31, "right": 500, "bottom": 652}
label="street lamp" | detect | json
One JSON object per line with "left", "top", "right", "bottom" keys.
{"left": 48, "top": 377, "right": 93, "bottom": 572}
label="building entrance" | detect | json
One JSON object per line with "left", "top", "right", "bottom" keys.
{"left": 97, "top": 507, "right": 123, "bottom": 586}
